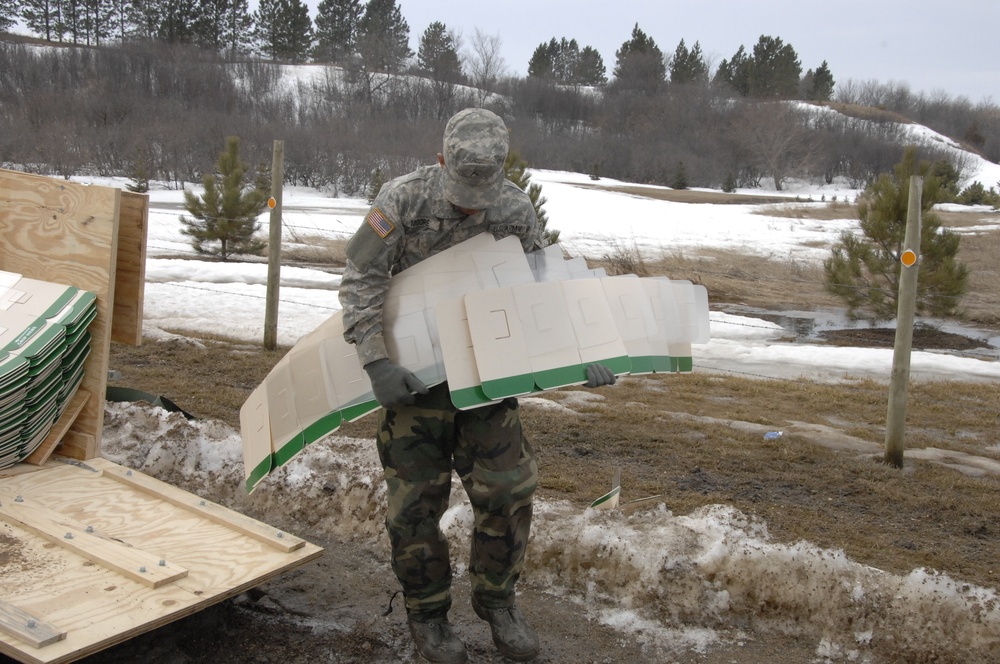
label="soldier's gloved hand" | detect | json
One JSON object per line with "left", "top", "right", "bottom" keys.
{"left": 584, "top": 364, "right": 617, "bottom": 388}
{"left": 364, "top": 359, "right": 429, "bottom": 408}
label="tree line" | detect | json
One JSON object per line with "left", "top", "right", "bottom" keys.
{"left": 1, "top": 1, "right": 998, "bottom": 199}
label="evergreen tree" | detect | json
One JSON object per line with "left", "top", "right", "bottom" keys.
{"left": 83, "top": 0, "right": 116, "bottom": 45}
{"left": 805, "top": 60, "right": 835, "bottom": 101}
{"left": 159, "top": 0, "right": 201, "bottom": 44}
{"left": 669, "top": 39, "right": 708, "bottom": 85}
{"left": 193, "top": 0, "right": 253, "bottom": 56}
{"left": 747, "top": 35, "right": 801, "bottom": 98}
{"left": 824, "top": 147, "right": 969, "bottom": 322}
{"left": 0, "top": 0, "right": 17, "bottom": 32}
{"left": 127, "top": 146, "right": 151, "bottom": 193}
{"left": 20, "top": 0, "right": 60, "bottom": 41}
{"left": 575, "top": 46, "right": 606, "bottom": 86}
{"left": 356, "top": 0, "right": 411, "bottom": 73}
{"left": 722, "top": 172, "right": 738, "bottom": 193}
{"left": 254, "top": 0, "right": 312, "bottom": 62}
{"left": 714, "top": 45, "right": 750, "bottom": 95}
{"left": 127, "top": 0, "right": 166, "bottom": 41}
{"left": 611, "top": 23, "right": 666, "bottom": 94}
{"left": 671, "top": 161, "right": 688, "bottom": 190}
{"left": 552, "top": 37, "right": 579, "bottom": 83}
{"left": 417, "top": 21, "right": 461, "bottom": 81}
{"left": 417, "top": 21, "right": 463, "bottom": 119}
{"left": 527, "top": 38, "right": 558, "bottom": 80}
{"left": 528, "top": 37, "right": 604, "bottom": 86}
{"left": 505, "top": 151, "right": 557, "bottom": 246}
{"left": 312, "top": 0, "right": 360, "bottom": 64}
{"left": 181, "top": 136, "right": 269, "bottom": 261}
{"left": 367, "top": 167, "right": 385, "bottom": 204}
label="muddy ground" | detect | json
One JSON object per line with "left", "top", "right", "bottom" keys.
{"left": 3, "top": 325, "right": 997, "bottom": 664}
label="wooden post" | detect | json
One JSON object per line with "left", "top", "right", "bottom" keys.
{"left": 263, "top": 140, "right": 284, "bottom": 351}
{"left": 884, "top": 176, "right": 922, "bottom": 468}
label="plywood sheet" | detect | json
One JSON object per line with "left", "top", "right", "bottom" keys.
{"left": 0, "top": 169, "right": 122, "bottom": 461}
{"left": 0, "top": 458, "right": 322, "bottom": 664}
{"left": 111, "top": 191, "right": 147, "bottom": 346}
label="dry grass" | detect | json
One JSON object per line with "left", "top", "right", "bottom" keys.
{"left": 281, "top": 234, "right": 347, "bottom": 265}
{"left": 577, "top": 182, "right": 794, "bottom": 205}
{"left": 740, "top": 199, "right": 1000, "bottom": 324}
{"left": 754, "top": 200, "right": 859, "bottom": 220}
{"left": 822, "top": 102, "right": 916, "bottom": 126}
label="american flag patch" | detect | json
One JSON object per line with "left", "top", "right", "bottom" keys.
{"left": 366, "top": 207, "right": 395, "bottom": 238}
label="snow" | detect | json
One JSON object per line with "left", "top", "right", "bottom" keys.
{"left": 76, "top": 119, "right": 1000, "bottom": 660}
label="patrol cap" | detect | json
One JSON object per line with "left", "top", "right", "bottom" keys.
{"left": 442, "top": 108, "right": 509, "bottom": 210}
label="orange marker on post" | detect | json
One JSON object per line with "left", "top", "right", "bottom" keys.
{"left": 900, "top": 249, "right": 917, "bottom": 267}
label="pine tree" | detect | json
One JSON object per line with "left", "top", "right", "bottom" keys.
{"left": 527, "top": 37, "right": 604, "bottom": 86}
{"left": 0, "top": 0, "right": 16, "bottom": 32}
{"left": 159, "top": 0, "right": 201, "bottom": 45}
{"left": 20, "top": 0, "right": 60, "bottom": 41}
{"left": 552, "top": 38, "right": 579, "bottom": 83}
{"left": 807, "top": 60, "right": 835, "bottom": 101}
{"left": 128, "top": 0, "right": 166, "bottom": 41}
{"left": 417, "top": 21, "right": 463, "bottom": 119}
{"left": 417, "top": 21, "right": 461, "bottom": 81}
{"left": 356, "top": 0, "right": 411, "bottom": 72}
{"left": 254, "top": 0, "right": 312, "bottom": 63}
{"left": 193, "top": 0, "right": 254, "bottom": 57}
{"left": 722, "top": 172, "right": 738, "bottom": 193}
{"left": 127, "top": 146, "right": 151, "bottom": 193}
{"left": 748, "top": 35, "right": 801, "bottom": 99}
{"left": 669, "top": 39, "right": 708, "bottom": 86}
{"left": 181, "top": 136, "right": 269, "bottom": 261}
{"left": 367, "top": 167, "right": 385, "bottom": 204}
{"left": 575, "top": 46, "right": 606, "bottom": 86}
{"left": 824, "top": 147, "right": 969, "bottom": 322}
{"left": 505, "top": 151, "right": 557, "bottom": 246}
{"left": 527, "top": 39, "right": 558, "bottom": 80}
{"left": 714, "top": 45, "right": 750, "bottom": 96}
{"left": 611, "top": 23, "right": 666, "bottom": 94}
{"left": 312, "top": 0, "right": 361, "bottom": 64}
{"left": 672, "top": 161, "right": 688, "bottom": 190}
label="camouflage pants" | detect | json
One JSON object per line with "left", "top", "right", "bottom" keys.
{"left": 375, "top": 382, "right": 538, "bottom": 621}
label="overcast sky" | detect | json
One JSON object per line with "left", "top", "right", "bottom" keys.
{"left": 312, "top": 0, "right": 998, "bottom": 104}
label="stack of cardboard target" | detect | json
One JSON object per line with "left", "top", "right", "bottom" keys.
{"left": 241, "top": 233, "right": 710, "bottom": 492}
{"left": 0, "top": 271, "right": 97, "bottom": 469}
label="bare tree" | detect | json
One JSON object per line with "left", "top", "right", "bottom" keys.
{"left": 740, "top": 102, "right": 821, "bottom": 190}
{"left": 466, "top": 28, "right": 506, "bottom": 106}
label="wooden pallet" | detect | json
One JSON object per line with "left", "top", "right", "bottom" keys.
{"left": 0, "top": 458, "right": 322, "bottom": 663}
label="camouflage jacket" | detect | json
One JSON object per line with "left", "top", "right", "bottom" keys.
{"left": 339, "top": 164, "right": 542, "bottom": 366}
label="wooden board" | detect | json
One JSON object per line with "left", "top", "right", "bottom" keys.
{"left": 0, "top": 458, "right": 323, "bottom": 664}
{"left": 111, "top": 191, "right": 147, "bottom": 347}
{"left": 0, "top": 169, "right": 124, "bottom": 461}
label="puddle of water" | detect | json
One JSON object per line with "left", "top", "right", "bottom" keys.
{"left": 715, "top": 304, "right": 1000, "bottom": 350}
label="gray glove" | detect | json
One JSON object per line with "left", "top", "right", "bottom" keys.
{"left": 364, "top": 359, "right": 429, "bottom": 408}
{"left": 584, "top": 364, "right": 617, "bottom": 388}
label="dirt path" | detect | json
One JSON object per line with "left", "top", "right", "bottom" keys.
{"left": 52, "top": 534, "right": 822, "bottom": 664}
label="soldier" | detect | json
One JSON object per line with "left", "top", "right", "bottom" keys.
{"left": 339, "top": 107, "right": 616, "bottom": 663}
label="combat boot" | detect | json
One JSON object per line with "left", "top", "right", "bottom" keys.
{"left": 472, "top": 597, "right": 540, "bottom": 661}
{"left": 407, "top": 618, "right": 468, "bottom": 664}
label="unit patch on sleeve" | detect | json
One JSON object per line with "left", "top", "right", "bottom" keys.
{"left": 366, "top": 207, "right": 396, "bottom": 238}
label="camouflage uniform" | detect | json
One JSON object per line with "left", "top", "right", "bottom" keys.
{"left": 339, "top": 119, "right": 543, "bottom": 621}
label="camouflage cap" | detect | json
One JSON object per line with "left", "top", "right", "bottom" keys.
{"left": 441, "top": 108, "right": 509, "bottom": 210}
